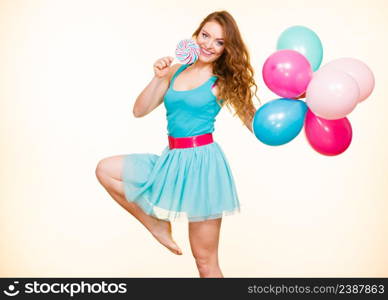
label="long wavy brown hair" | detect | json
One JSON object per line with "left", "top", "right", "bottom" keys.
{"left": 192, "top": 11, "right": 261, "bottom": 127}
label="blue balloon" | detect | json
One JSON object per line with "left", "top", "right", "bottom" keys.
{"left": 277, "top": 25, "right": 323, "bottom": 72}
{"left": 253, "top": 98, "right": 307, "bottom": 146}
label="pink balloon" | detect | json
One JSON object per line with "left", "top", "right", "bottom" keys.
{"left": 262, "top": 49, "right": 313, "bottom": 98}
{"left": 306, "top": 69, "right": 359, "bottom": 120}
{"left": 319, "top": 57, "right": 375, "bottom": 103}
{"left": 304, "top": 109, "right": 352, "bottom": 156}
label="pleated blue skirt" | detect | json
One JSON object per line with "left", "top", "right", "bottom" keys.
{"left": 121, "top": 141, "right": 241, "bottom": 222}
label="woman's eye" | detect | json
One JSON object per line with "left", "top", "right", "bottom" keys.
{"left": 217, "top": 41, "right": 224, "bottom": 46}
{"left": 202, "top": 32, "right": 207, "bottom": 38}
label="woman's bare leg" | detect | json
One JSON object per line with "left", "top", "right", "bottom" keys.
{"left": 95, "top": 155, "right": 182, "bottom": 255}
{"left": 189, "top": 218, "right": 223, "bottom": 278}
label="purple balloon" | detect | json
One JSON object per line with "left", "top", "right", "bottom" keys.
{"left": 262, "top": 49, "right": 313, "bottom": 98}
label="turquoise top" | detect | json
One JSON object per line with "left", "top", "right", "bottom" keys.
{"left": 163, "top": 64, "right": 224, "bottom": 138}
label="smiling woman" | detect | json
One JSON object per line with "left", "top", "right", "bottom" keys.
{"left": 191, "top": 11, "right": 260, "bottom": 131}
{"left": 197, "top": 24, "right": 225, "bottom": 59}
{"left": 96, "top": 10, "right": 259, "bottom": 278}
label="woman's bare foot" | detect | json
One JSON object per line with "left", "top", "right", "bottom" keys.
{"left": 149, "top": 219, "right": 183, "bottom": 255}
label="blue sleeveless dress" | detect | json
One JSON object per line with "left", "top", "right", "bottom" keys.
{"left": 121, "top": 63, "right": 241, "bottom": 222}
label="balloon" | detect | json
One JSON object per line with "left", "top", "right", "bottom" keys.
{"left": 253, "top": 98, "right": 308, "bottom": 146}
{"left": 262, "top": 50, "right": 313, "bottom": 99}
{"left": 306, "top": 69, "right": 360, "bottom": 120}
{"left": 318, "top": 57, "right": 375, "bottom": 103}
{"left": 304, "top": 109, "right": 352, "bottom": 156}
{"left": 277, "top": 25, "right": 323, "bottom": 71}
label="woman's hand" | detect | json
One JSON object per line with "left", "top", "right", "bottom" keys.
{"left": 153, "top": 56, "right": 174, "bottom": 78}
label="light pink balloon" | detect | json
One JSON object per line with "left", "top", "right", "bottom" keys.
{"left": 306, "top": 69, "right": 360, "bottom": 120}
{"left": 319, "top": 57, "right": 375, "bottom": 103}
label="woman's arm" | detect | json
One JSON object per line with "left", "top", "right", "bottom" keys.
{"left": 212, "top": 84, "right": 254, "bottom": 134}
{"left": 133, "top": 76, "right": 169, "bottom": 118}
{"left": 133, "top": 58, "right": 179, "bottom": 118}
{"left": 245, "top": 121, "right": 253, "bottom": 133}
{"left": 244, "top": 111, "right": 254, "bottom": 134}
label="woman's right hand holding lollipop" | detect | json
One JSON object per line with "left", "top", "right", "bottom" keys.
{"left": 153, "top": 56, "right": 174, "bottom": 78}
{"left": 134, "top": 39, "right": 200, "bottom": 117}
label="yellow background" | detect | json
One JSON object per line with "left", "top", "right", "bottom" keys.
{"left": 0, "top": 0, "right": 387, "bottom": 277}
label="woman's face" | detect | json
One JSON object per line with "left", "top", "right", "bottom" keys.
{"left": 195, "top": 21, "right": 225, "bottom": 63}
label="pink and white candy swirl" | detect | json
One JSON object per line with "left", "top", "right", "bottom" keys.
{"left": 175, "top": 39, "right": 200, "bottom": 65}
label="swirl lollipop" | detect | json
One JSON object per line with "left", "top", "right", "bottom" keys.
{"left": 175, "top": 39, "right": 200, "bottom": 65}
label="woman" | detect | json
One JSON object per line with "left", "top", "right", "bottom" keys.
{"left": 95, "top": 10, "right": 259, "bottom": 278}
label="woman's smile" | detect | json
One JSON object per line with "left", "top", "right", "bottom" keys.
{"left": 200, "top": 47, "right": 214, "bottom": 57}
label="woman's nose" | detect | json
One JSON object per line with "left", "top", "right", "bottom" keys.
{"left": 204, "top": 40, "right": 213, "bottom": 49}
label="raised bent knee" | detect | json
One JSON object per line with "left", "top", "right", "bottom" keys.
{"left": 95, "top": 159, "right": 108, "bottom": 182}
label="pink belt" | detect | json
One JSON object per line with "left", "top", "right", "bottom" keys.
{"left": 168, "top": 133, "right": 214, "bottom": 149}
